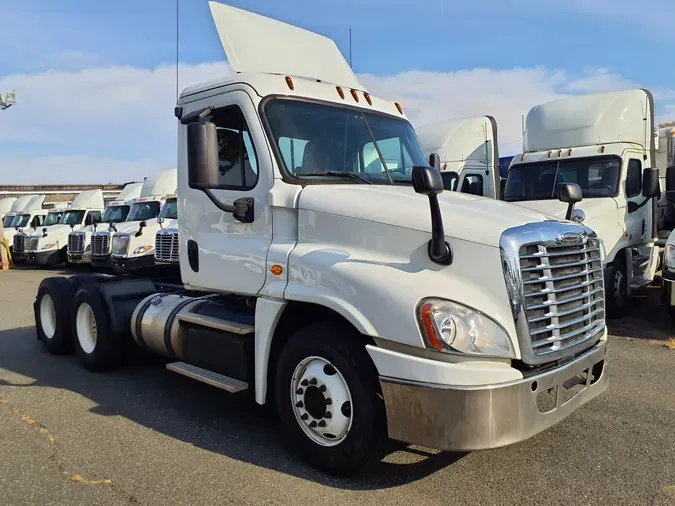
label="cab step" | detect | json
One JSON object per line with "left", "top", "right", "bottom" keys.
{"left": 166, "top": 362, "right": 249, "bottom": 393}
{"left": 177, "top": 312, "right": 254, "bottom": 335}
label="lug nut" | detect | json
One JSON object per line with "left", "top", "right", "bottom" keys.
{"left": 301, "top": 413, "right": 308, "bottom": 421}
{"left": 318, "top": 385, "right": 326, "bottom": 392}
{"left": 309, "top": 421, "right": 317, "bottom": 428}
{"left": 295, "top": 401, "right": 304, "bottom": 408}
{"left": 301, "top": 379, "right": 309, "bottom": 386}
{"left": 296, "top": 388, "right": 303, "bottom": 395}
{"left": 309, "top": 378, "right": 317, "bottom": 385}
{"left": 324, "top": 398, "right": 332, "bottom": 405}
{"left": 325, "top": 412, "right": 332, "bottom": 419}
{"left": 318, "top": 420, "right": 326, "bottom": 428}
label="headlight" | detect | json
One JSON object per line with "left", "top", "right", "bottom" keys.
{"left": 416, "top": 298, "right": 515, "bottom": 358}
{"left": 41, "top": 243, "right": 57, "bottom": 250}
{"left": 133, "top": 245, "right": 154, "bottom": 255}
{"left": 665, "top": 244, "right": 675, "bottom": 270}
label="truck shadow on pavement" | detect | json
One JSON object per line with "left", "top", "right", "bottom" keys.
{"left": 607, "top": 278, "right": 673, "bottom": 342}
{"left": 0, "top": 326, "right": 465, "bottom": 490}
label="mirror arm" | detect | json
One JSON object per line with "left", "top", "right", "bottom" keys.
{"left": 630, "top": 197, "right": 652, "bottom": 212}
{"left": 204, "top": 189, "right": 255, "bottom": 224}
{"left": 565, "top": 203, "right": 576, "bottom": 221}
{"left": 426, "top": 194, "right": 453, "bottom": 265}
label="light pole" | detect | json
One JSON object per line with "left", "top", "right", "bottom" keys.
{"left": 0, "top": 91, "right": 16, "bottom": 110}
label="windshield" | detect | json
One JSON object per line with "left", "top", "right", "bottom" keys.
{"left": 159, "top": 199, "right": 178, "bottom": 220}
{"left": 2, "top": 215, "right": 14, "bottom": 227}
{"left": 264, "top": 99, "right": 428, "bottom": 184}
{"left": 12, "top": 214, "right": 31, "bottom": 228}
{"left": 127, "top": 201, "right": 161, "bottom": 221}
{"left": 61, "top": 210, "right": 85, "bottom": 226}
{"left": 44, "top": 211, "right": 64, "bottom": 226}
{"left": 102, "top": 205, "right": 130, "bottom": 223}
{"left": 503, "top": 156, "right": 621, "bottom": 202}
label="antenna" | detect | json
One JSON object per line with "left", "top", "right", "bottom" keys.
{"left": 176, "top": 0, "right": 179, "bottom": 101}
{"left": 349, "top": 28, "right": 352, "bottom": 68}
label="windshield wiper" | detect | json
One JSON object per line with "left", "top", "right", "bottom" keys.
{"left": 393, "top": 178, "right": 413, "bottom": 185}
{"left": 301, "top": 172, "right": 373, "bottom": 184}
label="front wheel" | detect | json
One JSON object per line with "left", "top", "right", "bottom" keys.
{"left": 34, "top": 277, "right": 75, "bottom": 354}
{"left": 605, "top": 258, "right": 627, "bottom": 319}
{"left": 275, "top": 322, "right": 387, "bottom": 476}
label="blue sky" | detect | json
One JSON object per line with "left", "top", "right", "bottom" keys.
{"left": 1, "top": 0, "right": 675, "bottom": 183}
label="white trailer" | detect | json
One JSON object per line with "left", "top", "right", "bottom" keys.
{"left": 33, "top": 2, "right": 608, "bottom": 476}
{"left": 504, "top": 89, "right": 662, "bottom": 317}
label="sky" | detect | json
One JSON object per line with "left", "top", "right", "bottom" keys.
{"left": 2, "top": 0, "right": 675, "bottom": 184}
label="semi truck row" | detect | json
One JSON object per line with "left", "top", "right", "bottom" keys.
{"left": 8, "top": 0, "right": 673, "bottom": 477}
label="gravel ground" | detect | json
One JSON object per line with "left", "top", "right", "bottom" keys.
{"left": 0, "top": 267, "right": 674, "bottom": 506}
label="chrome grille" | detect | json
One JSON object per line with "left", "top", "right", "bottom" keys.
{"left": 13, "top": 234, "right": 24, "bottom": 252}
{"left": 91, "top": 233, "right": 110, "bottom": 256}
{"left": 501, "top": 222, "right": 606, "bottom": 365}
{"left": 68, "top": 233, "right": 85, "bottom": 254}
{"left": 155, "top": 231, "right": 179, "bottom": 263}
{"left": 26, "top": 236, "right": 39, "bottom": 252}
{"left": 112, "top": 235, "right": 130, "bottom": 256}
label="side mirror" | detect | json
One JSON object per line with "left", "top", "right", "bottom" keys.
{"left": 642, "top": 168, "right": 659, "bottom": 198}
{"left": 85, "top": 214, "right": 95, "bottom": 226}
{"left": 557, "top": 183, "right": 583, "bottom": 221}
{"left": 135, "top": 221, "right": 146, "bottom": 238}
{"left": 428, "top": 153, "right": 441, "bottom": 171}
{"left": 412, "top": 166, "right": 452, "bottom": 265}
{"left": 187, "top": 121, "right": 219, "bottom": 190}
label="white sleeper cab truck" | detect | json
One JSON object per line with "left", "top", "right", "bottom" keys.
{"left": 0, "top": 197, "right": 17, "bottom": 222}
{"left": 416, "top": 116, "right": 500, "bottom": 198}
{"left": 33, "top": 2, "right": 608, "bottom": 477}
{"left": 153, "top": 202, "right": 180, "bottom": 269}
{"left": 9, "top": 195, "right": 47, "bottom": 264}
{"left": 90, "top": 170, "right": 177, "bottom": 270}
{"left": 111, "top": 192, "right": 179, "bottom": 274}
{"left": 24, "top": 190, "right": 104, "bottom": 268}
{"left": 5, "top": 194, "right": 47, "bottom": 260}
{"left": 503, "top": 89, "right": 662, "bottom": 318}
{"left": 68, "top": 183, "right": 143, "bottom": 265}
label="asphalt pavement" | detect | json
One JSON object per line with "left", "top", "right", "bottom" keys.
{"left": 1, "top": 268, "right": 675, "bottom": 506}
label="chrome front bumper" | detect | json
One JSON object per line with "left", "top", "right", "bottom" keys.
{"left": 379, "top": 338, "right": 608, "bottom": 451}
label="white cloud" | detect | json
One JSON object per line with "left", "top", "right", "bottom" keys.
{"left": 0, "top": 62, "right": 672, "bottom": 183}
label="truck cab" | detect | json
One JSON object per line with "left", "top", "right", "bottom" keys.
{"left": 503, "top": 89, "right": 661, "bottom": 317}
{"left": 68, "top": 182, "right": 143, "bottom": 265}
{"left": 153, "top": 199, "right": 180, "bottom": 268}
{"left": 0, "top": 197, "right": 17, "bottom": 222}
{"left": 416, "top": 116, "right": 500, "bottom": 198}
{"left": 34, "top": 1, "right": 608, "bottom": 477}
{"left": 8, "top": 195, "right": 47, "bottom": 263}
{"left": 90, "top": 170, "right": 176, "bottom": 270}
{"left": 24, "top": 190, "right": 104, "bottom": 267}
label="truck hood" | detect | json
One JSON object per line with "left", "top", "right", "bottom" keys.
{"left": 115, "top": 219, "right": 161, "bottom": 236}
{"left": 511, "top": 198, "right": 619, "bottom": 228}
{"left": 36, "top": 224, "right": 80, "bottom": 237}
{"left": 297, "top": 185, "right": 559, "bottom": 247}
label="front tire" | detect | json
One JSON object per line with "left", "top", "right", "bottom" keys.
{"left": 275, "top": 322, "right": 387, "bottom": 476}
{"left": 605, "top": 258, "right": 627, "bottom": 319}
{"left": 72, "top": 285, "right": 122, "bottom": 371}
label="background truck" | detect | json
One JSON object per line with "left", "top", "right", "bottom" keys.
{"left": 68, "top": 183, "right": 143, "bottom": 265}
{"left": 90, "top": 170, "right": 177, "bottom": 270}
{"left": 33, "top": 1, "right": 608, "bottom": 477}
{"left": 152, "top": 202, "right": 180, "bottom": 273}
{"left": 0, "top": 197, "right": 17, "bottom": 221}
{"left": 111, "top": 193, "right": 178, "bottom": 274}
{"left": 5, "top": 195, "right": 47, "bottom": 260}
{"left": 502, "top": 89, "right": 662, "bottom": 317}
{"left": 416, "top": 116, "right": 500, "bottom": 198}
{"left": 24, "top": 190, "right": 104, "bottom": 268}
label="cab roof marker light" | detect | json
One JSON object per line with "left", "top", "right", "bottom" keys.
{"left": 350, "top": 89, "right": 359, "bottom": 102}
{"left": 547, "top": 151, "right": 552, "bottom": 158}
{"left": 558, "top": 150, "right": 562, "bottom": 157}
{"left": 336, "top": 86, "right": 345, "bottom": 99}
{"left": 521, "top": 154, "right": 526, "bottom": 161}
{"left": 395, "top": 102, "right": 403, "bottom": 115}
{"left": 285, "top": 76, "right": 294, "bottom": 90}
{"left": 601, "top": 145, "right": 606, "bottom": 153}
{"left": 363, "top": 92, "right": 372, "bottom": 105}
{"left": 568, "top": 149, "right": 573, "bottom": 156}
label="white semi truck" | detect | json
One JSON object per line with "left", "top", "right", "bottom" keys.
{"left": 110, "top": 192, "right": 178, "bottom": 274}
{"left": 90, "top": 170, "right": 177, "bottom": 270}
{"left": 68, "top": 183, "right": 143, "bottom": 265}
{"left": 24, "top": 190, "right": 105, "bottom": 268}
{"left": 5, "top": 195, "right": 47, "bottom": 260}
{"left": 416, "top": 116, "right": 500, "bottom": 198}
{"left": 152, "top": 201, "right": 180, "bottom": 271}
{"left": 0, "top": 197, "right": 17, "bottom": 221}
{"left": 33, "top": 2, "right": 608, "bottom": 476}
{"left": 503, "top": 89, "right": 662, "bottom": 318}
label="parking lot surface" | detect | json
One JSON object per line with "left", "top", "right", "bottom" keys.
{"left": 1, "top": 268, "right": 675, "bottom": 506}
